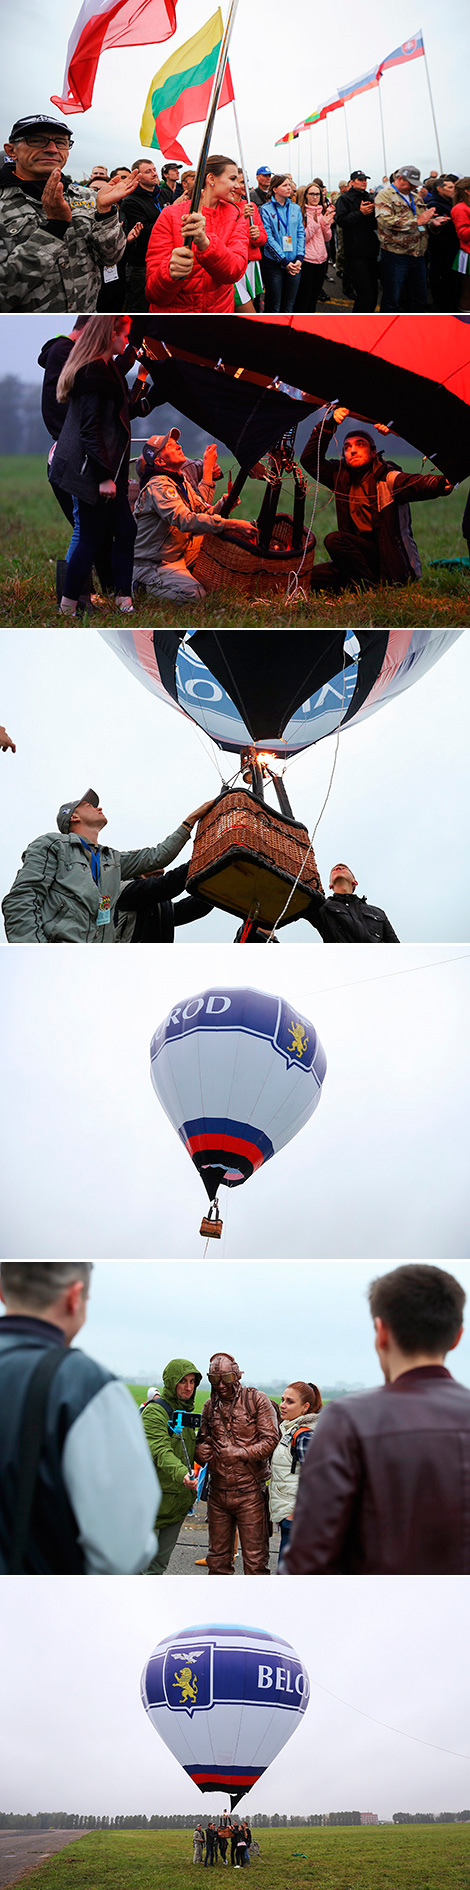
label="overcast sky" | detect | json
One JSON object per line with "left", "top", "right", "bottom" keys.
{"left": 2, "top": 1578, "right": 470, "bottom": 1819}
{"left": 1, "top": 633, "right": 469, "bottom": 945}
{"left": 2, "top": 0, "right": 468, "bottom": 186}
{"left": 1, "top": 945, "right": 468, "bottom": 1258}
{"left": 3, "top": 1257, "right": 469, "bottom": 1389}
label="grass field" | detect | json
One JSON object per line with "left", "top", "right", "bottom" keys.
{"left": 127, "top": 1386, "right": 282, "bottom": 1412}
{"left": 1, "top": 456, "right": 469, "bottom": 629}
{"left": 15, "top": 1824, "right": 470, "bottom": 1890}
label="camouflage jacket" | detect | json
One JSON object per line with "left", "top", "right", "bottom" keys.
{"left": 374, "top": 184, "right": 428, "bottom": 257}
{"left": 0, "top": 175, "right": 126, "bottom": 311}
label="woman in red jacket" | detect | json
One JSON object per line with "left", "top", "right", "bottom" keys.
{"left": 145, "top": 153, "right": 251, "bottom": 312}
{"left": 451, "top": 178, "right": 470, "bottom": 308}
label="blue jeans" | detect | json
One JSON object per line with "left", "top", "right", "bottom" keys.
{"left": 261, "top": 258, "right": 301, "bottom": 312}
{"left": 278, "top": 1518, "right": 292, "bottom": 1568}
{"left": 380, "top": 250, "right": 427, "bottom": 311}
{"left": 66, "top": 495, "right": 80, "bottom": 563}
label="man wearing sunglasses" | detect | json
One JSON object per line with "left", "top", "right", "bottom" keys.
{"left": 0, "top": 114, "right": 129, "bottom": 311}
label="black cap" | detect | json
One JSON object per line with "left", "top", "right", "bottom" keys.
{"left": 161, "top": 161, "right": 183, "bottom": 174}
{"left": 351, "top": 169, "right": 369, "bottom": 182}
{"left": 10, "top": 114, "right": 73, "bottom": 143}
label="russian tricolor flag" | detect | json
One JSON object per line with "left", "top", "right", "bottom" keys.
{"left": 377, "top": 30, "right": 425, "bottom": 77}
{"left": 51, "top": 0, "right": 178, "bottom": 115}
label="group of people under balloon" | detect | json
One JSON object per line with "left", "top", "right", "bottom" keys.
{"left": 38, "top": 312, "right": 465, "bottom": 619}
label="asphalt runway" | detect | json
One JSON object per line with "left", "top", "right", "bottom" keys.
{"left": 0, "top": 1832, "right": 92, "bottom": 1888}
{"left": 166, "top": 1511, "right": 279, "bottom": 1575}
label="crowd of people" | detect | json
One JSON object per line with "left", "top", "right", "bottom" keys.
{"left": 12, "top": 308, "right": 463, "bottom": 623}
{"left": 1, "top": 115, "right": 469, "bottom": 312}
{"left": 1, "top": 1261, "right": 469, "bottom": 1576}
{"left": 2, "top": 777, "right": 401, "bottom": 946}
{"left": 192, "top": 1817, "right": 254, "bottom": 1865}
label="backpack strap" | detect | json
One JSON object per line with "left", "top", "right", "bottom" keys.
{"left": 289, "top": 1423, "right": 313, "bottom": 1472}
{"left": 7, "top": 1346, "right": 67, "bottom": 1574}
{"left": 140, "top": 1393, "right": 174, "bottom": 1419}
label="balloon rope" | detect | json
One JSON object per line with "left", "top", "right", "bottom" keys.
{"left": 309, "top": 1673, "right": 470, "bottom": 1763}
{"left": 264, "top": 644, "right": 348, "bottom": 942}
{"left": 284, "top": 400, "right": 340, "bottom": 608}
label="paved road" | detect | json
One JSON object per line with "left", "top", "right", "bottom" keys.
{"left": 163, "top": 1512, "right": 279, "bottom": 1575}
{"left": 0, "top": 1833, "right": 92, "bottom": 1888}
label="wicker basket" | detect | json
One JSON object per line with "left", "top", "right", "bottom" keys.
{"left": 187, "top": 789, "right": 323, "bottom": 928}
{"left": 192, "top": 514, "right": 316, "bottom": 599}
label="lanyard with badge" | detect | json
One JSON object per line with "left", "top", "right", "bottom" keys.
{"left": 392, "top": 186, "right": 417, "bottom": 218}
{"left": 78, "top": 839, "right": 111, "bottom": 925}
{"left": 275, "top": 199, "right": 293, "bottom": 253}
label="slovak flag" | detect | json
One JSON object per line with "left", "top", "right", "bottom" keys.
{"left": 377, "top": 30, "right": 425, "bottom": 77}
{"left": 51, "top": 0, "right": 178, "bottom": 115}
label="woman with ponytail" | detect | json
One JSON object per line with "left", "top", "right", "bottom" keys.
{"left": 145, "top": 154, "right": 251, "bottom": 311}
{"left": 269, "top": 1380, "right": 322, "bottom": 1567}
{"left": 51, "top": 315, "right": 141, "bottom": 618}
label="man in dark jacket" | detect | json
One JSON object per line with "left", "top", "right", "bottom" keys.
{"left": 120, "top": 158, "right": 164, "bottom": 308}
{"left": 196, "top": 1353, "right": 279, "bottom": 1574}
{"left": 305, "top": 861, "right": 399, "bottom": 941}
{"left": 158, "top": 162, "right": 184, "bottom": 207}
{"left": 282, "top": 1263, "right": 469, "bottom": 1576}
{"left": 334, "top": 169, "right": 379, "bottom": 309}
{"left": 302, "top": 410, "right": 453, "bottom": 589}
{"left": 0, "top": 1262, "right": 159, "bottom": 1574}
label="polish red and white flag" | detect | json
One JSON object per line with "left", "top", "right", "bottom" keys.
{"left": 51, "top": 0, "right": 178, "bottom": 115}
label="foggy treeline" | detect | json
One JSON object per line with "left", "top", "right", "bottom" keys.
{"left": 0, "top": 376, "right": 223, "bottom": 460}
{"left": 1, "top": 1810, "right": 469, "bottom": 1828}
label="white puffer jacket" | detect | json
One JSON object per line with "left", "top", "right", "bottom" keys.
{"left": 269, "top": 1412, "right": 319, "bottom": 1524}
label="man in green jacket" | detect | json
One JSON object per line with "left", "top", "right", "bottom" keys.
{"left": 2, "top": 788, "right": 214, "bottom": 942}
{"left": 141, "top": 1357, "right": 202, "bottom": 1574}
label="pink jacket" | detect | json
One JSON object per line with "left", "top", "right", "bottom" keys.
{"left": 452, "top": 202, "right": 470, "bottom": 254}
{"left": 146, "top": 198, "right": 251, "bottom": 311}
{"left": 304, "top": 207, "right": 330, "bottom": 265}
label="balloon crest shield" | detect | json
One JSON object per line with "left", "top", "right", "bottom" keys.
{"left": 163, "top": 1643, "right": 214, "bottom": 1719}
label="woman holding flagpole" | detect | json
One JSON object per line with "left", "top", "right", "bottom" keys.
{"left": 145, "top": 154, "right": 250, "bottom": 311}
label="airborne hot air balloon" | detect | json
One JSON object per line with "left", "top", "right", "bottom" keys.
{"left": 98, "top": 627, "right": 463, "bottom": 760}
{"left": 141, "top": 1622, "right": 310, "bottom": 1810}
{"left": 150, "top": 984, "right": 326, "bottom": 1232}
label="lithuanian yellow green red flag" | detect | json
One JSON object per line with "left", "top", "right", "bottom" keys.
{"left": 140, "top": 8, "right": 234, "bottom": 161}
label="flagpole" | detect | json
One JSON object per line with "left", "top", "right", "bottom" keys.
{"left": 423, "top": 42, "right": 443, "bottom": 171}
{"left": 309, "top": 126, "right": 313, "bottom": 176}
{"left": 186, "top": 0, "right": 240, "bottom": 243}
{"left": 297, "top": 135, "right": 301, "bottom": 189}
{"left": 377, "top": 81, "right": 387, "bottom": 175}
{"left": 325, "top": 113, "right": 331, "bottom": 192}
{"left": 232, "top": 96, "right": 250, "bottom": 201}
{"left": 343, "top": 103, "right": 351, "bottom": 173}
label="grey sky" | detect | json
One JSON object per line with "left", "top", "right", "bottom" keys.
{"left": 1, "top": 633, "right": 469, "bottom": 945}
{"left": 2, "top": 1578, "right": 470, "bottom": 1818}
{"left": 2, "top": 0, "right": 468, "bottom": 185}
{"left": 3, "top": 1258, "right": 469, "bottom": 1389}
{"left": 1, "top": 945, "right": 468, "bottom": 1258}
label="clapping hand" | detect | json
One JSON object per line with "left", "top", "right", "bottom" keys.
{"left": 41, "top": 170, "right": 72, "bottom": 224}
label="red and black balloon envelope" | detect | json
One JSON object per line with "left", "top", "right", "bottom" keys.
{"left": 129, "top": 313, "right": 470, "bottom": 483}
{"left": 150, "top": 985, "right": 327, "bottom": 1201}
{"left": 141, "top": 1623, "right": 310, "bottom": 1810}
{"left": 99, "top": 629, "right": 463, "bottom": 760}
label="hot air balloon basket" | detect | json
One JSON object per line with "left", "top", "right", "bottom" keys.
{"left": 199, "top": 1213, "right": 223, "bottom": 1240}
{"left": 187, "top": 790, "right": 323, "bottom": 927}
{"left": 192, "top": 515, "right": 316, "bottom": 598}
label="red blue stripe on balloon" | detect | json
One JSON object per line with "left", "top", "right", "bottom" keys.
{"left": 180, "top": 1117, "right": 274, "bottom": 1190}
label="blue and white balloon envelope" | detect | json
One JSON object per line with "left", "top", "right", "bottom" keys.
{"left": 150, "top": 986, "right": 327, "bottom": 1201}
{"left": 141, "top": 1623, "right": 310, "bottom": 1806}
